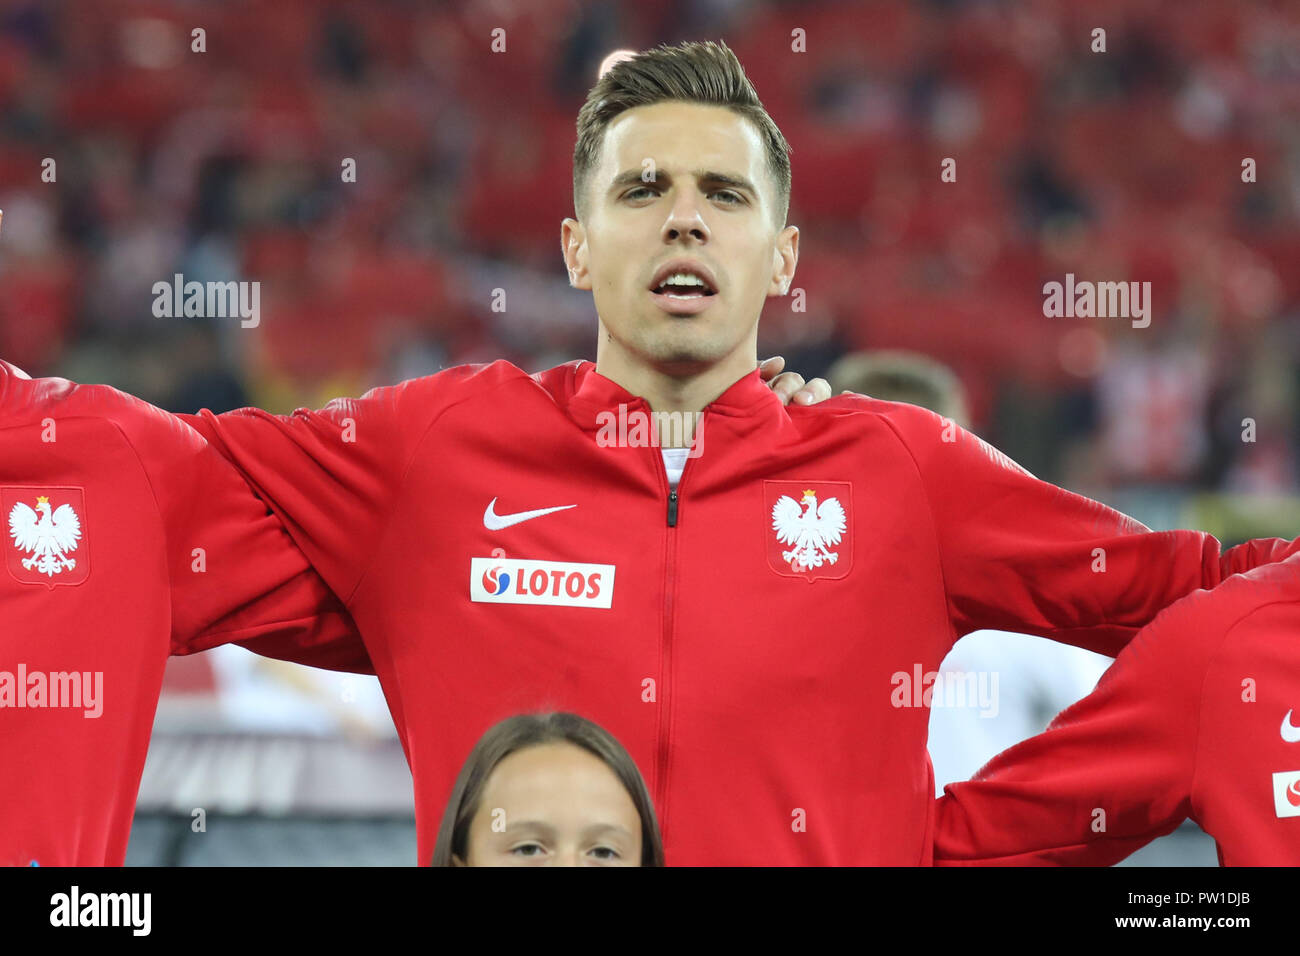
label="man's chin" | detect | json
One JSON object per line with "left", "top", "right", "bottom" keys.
{"left": 638, "top": 340, "right": 734, "bottom": 377}
{"left": 605, "top": 312, "right": 750, "bottom": 375}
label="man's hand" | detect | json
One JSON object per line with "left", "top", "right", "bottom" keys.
{"left": 759, "top": 356, "right": 832, "bottom": 406}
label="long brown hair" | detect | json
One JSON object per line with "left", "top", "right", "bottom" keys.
{"left": 431, "top": 712, "right": 665, "bottom": 866}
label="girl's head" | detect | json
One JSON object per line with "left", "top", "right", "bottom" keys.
{"left": 432, "top": 712, "right": 664, "bottom": 867}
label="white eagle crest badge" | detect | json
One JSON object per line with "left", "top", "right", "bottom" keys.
{"left": 4, "top": 487, "right": 89, "bottom": 587}
{"left": 764, "top": 481, "right": 852, "bottom": 581}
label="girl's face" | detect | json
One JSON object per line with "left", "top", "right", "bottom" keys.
{"left": 456, "top": 742, "right": 644, "bottom": 866}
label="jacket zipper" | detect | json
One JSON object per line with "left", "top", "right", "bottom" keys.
{"left": 654, "top": 420, "right": 699, "bottom": 841}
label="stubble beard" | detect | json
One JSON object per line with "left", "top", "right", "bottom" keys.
{"left": 625, "top": 315, "right": 734, "bottom": 376}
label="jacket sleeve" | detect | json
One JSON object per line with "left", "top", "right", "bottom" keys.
{"left": 178, "top": 395, "right": 401, "bottom": 605}
{"left": 933, "top": 585, "right": 1228, "bottom": 865}
{"left": 178, "top": 363, "right": 496, "bottom": 603}
{"left": 882, "top": 402, "right": 1300, "bottom": 657}
{"left": 0, "top": 359, "right": 371, "bottom": 673}
{"left": 148, "top": 414, "right": 372, "bottom": 673}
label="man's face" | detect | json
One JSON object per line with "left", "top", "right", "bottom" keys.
{"left": 563, "top": 101, "right": 798, "bottom": 375}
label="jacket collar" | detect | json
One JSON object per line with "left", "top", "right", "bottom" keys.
{"left": 564, "top": 360, "right": 783, "bottom": 432}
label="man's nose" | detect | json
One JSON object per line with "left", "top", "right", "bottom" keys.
{"left": 662, "top": 194, "right": 710, "bottom": 244}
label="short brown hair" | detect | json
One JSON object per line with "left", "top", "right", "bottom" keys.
{"left": 573, "top": 40, "right": 792, "bottom": 227}
{"left": 826, "top": 350, "right": 970, "bottom": 427}
{"left": 432, "top": 711, "right": 665, "bottom": 866}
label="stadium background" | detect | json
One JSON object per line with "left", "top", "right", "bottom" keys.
{"left": 1, "top": 0, "right": 1297, "bottom": 865}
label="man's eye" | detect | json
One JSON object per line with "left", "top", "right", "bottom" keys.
{"left": 624, "top": 187, "right": 741, "bottom": 204}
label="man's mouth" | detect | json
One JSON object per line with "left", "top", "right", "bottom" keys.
{"left": 647, "top": 261, "right": 719, "bottom": 314}
{"left": 650, "top": 272, "right": 717, "bottom": 299}
{"left": 648, "top": 282, "right": 717, "bottom": 315}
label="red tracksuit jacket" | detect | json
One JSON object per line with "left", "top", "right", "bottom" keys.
{"left": 935, "top": 552, "right": 1300, "bottom": 866}
{"left": 0, "top": 360, "right": 366, "bottom": 865}
{"left": 184, "top": 358, "right": 1300, "bottom": 865}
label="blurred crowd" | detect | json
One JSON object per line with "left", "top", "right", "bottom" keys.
{"left": 1, "top": 0, "right": 1297, "bottom": 502}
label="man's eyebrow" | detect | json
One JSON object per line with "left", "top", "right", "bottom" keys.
{"left": 608, "top": 168, "right": 759, "bottom": 196}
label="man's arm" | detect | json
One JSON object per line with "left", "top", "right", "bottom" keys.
{"left": 934, "top": 585, "right": 1227, "bottom": 865}
{"left": 157, "top": 422, "right": 371, "bottom": 672}
{"left": 0, "top": 359, "right": 371, "bottom": 672}
{"left": 177, "top": 362, "right": 496, "bottom": 605}
{"left": 881, "top": 401, "right": 1300, "bottom": 657}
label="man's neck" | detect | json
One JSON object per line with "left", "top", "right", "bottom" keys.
{"left": 594, "top": 333, "right": 757, "bottom": 448}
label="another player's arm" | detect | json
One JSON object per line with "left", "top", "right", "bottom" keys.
{"left": 177, "top": 365, "right": 470, "bottom": 606}
{"left": 886, "top": 402, "right": 1300, "bottom": 657}
{"left": 0, "top": 359, "right": 370, "bottom": 672}
{"left": 149, "top": 419, "right": 371, "bottom": 672}
{"left": 935, "top": 586, "right": 1230, "bottom": 865}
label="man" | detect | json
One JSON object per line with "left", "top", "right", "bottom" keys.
{"left": 934, "top": 551, "right": 1300, "bottom": 866}
{"left": 0, "top": 357, "right": 368, "bottom": 865}
{"left": 15, "top": 42, "right": 1300, "bottom": 866}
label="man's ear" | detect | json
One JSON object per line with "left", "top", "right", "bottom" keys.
{"left": 768, "top": 224, "right": 799, "bottom": 297}
{"left": 561, "top": 218, "right": 593, "bottom": 291}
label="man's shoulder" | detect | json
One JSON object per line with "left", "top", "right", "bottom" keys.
{"left": 359, "top": 358, "right": 573, "bottom": 412}
{"left": 0, "top": 363, "right": 214, "bottom": 511}
{"left": 0, "top": 360, "right": 172, "bottom": 444}
{"left": 1187, "top": 553, "right": 1300, "bottom": 625}
{"left": 802, "top": 391, "right": 943, "bottom": 431}
{"left": 1204, "top": 553, "right": 1300, "bottom": 644}
{"left": 811, "top": 392, "right": 1033, "bottom": 476}
{"left": 1136, "top": 555, "right": 1300, "bottom": 668}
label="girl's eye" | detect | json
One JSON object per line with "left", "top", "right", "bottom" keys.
{"left": 589, "top": 846, "right": 620, "bottom": 861}
{"left": 511, "top": 843, "right": 545, "bottom": 857}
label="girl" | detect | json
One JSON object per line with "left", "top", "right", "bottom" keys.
{"left": 433, "top": 712, "right": 664, "bottom": 866}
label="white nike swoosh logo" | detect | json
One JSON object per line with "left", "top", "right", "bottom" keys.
{"left": 483, "top": 498, "right": 576, "bottom": 530}
{"left": 1283, "top": 709, "right": 1300, "bottom": 744}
